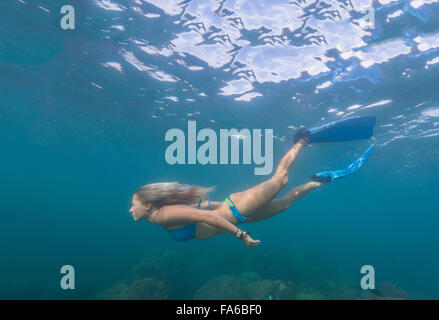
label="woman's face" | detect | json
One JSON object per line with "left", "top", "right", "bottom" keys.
{"left": 129, "top": 194, "right": 149, "bottom": 221}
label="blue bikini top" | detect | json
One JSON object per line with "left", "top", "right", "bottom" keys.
{"left": 165, "top": 198, "right": 210, "bottom": 242}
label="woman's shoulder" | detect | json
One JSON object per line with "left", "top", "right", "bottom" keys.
{"left": 158, "top": 204, "right": 195, "bottom": 215}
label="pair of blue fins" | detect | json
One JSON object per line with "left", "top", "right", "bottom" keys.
{"left": 293, "top": 115, "right": 376, "bottom": 183}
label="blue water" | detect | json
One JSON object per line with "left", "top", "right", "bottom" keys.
{"left": 1, "top": 0, "right": 439, "bottom": 299}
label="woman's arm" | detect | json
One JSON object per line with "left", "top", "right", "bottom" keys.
{"left": 157, "top": 205, "right": 260, "bottom": 247}
{"left": 190, "top": 200, "right": 222, "bottom": 210}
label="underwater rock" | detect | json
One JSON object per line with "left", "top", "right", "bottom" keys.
{"left": 193, "top": 275, "right": 245, "bottom": 300}
{"left": 245, "top": 279, "right": 296, "bottom": 300}
{"left": 239, "top": 271, "right": 263, "bottom": 284}
{"left": 273, "top": 280, "right": 296, "bottom": 300}
{"left": 371, "top": 282, "right": 408, "bottom": 300}
{"left": 98, "top": 278, "right": 168, "bottom": 300}
{"left": 193, "top": 272, "right": 296, "bottom": 300}
{"left": 244, "top": 279, "right": 276, "bottom": 300}
{"left": 295, "top": 290, "right": 326, "bottom": 300}
{"left": 313, "top": 278, "right": 363, "bottom": 300}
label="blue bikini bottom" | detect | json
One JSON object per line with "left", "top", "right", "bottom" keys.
{"left": 225, "top": 196, "right": 249, "bottom": 224}
{"left": 166, "top": 196, "right": 248, "bottom": 242}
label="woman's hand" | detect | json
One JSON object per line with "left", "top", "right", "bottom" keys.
{"left": 242, "top": 233, "right": 260, "bottom": 247}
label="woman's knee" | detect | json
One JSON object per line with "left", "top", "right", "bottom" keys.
{"left": 276, "top": 197, "right": 292, "bottom": 212}
{"left": 273, "top": 172, "right": 288, "bottom": 188}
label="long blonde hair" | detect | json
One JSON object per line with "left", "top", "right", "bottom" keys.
{"left": 134, "top": 182, "right": 215, "bottom": 209}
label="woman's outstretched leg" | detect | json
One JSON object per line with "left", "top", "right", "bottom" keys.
{"left": 243, "top": 181, "right": 324, "bottom": 223}
{"left": 228, "top": 139, "right": 307, "bottom": 216}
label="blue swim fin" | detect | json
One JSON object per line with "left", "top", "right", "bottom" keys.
{"left": 294, "top": 115, "right": 376, "bottom": 143}
{"left": 311, "top": 144, "right": 375, "bottom": 182}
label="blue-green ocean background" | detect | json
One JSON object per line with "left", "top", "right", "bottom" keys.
{"left": 1, "top": 0, "right": 438, "bottom": 299}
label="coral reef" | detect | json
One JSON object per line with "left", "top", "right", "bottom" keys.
{"left": 95, "top": 248, "right": 410, "bottom": 300}
{"left": 193, "top": 272, "right": 296, "bottom": 300}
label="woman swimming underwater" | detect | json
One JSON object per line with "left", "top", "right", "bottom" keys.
{"left": 129, "top": 116, "right": 376, "bottom": 247}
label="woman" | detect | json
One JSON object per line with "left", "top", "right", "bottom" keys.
{"left": 129, "top": 137, "right": 324, "bottom": 247}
